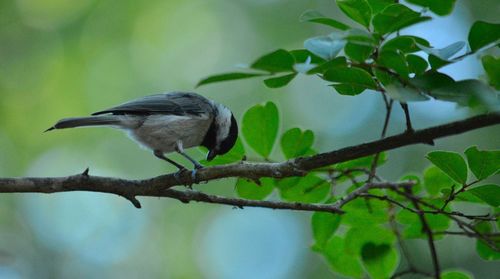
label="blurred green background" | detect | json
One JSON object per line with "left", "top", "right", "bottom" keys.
{"left": 0, "top": 0, "right": 499, "bottom": 278}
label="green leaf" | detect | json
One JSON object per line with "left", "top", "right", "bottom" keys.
{"left": 344, "top": 42, "right": 374, "bottom": 62}
{"left": 381, "top": 36, "right": 430, "bottom": 53}
{"left": 342, "top": 198, "right": 390, "bottom": 226}
{"left": 322, "top": 236, "right": 364, "bottom": 278}
{"left": 343, "top": 28, "right": 376, "bottom": 44}
{"left": 263, "top": 73, "right": 297, "bottom": 88}
{"left": 410, "top": 71, "right": 455, "bottom": 93}
{"left": 235, "top": 178, "right": 274, "bottom": 200}
{"left": 378, "top": 50, "right": 410, "bottom": 77}
{"left": 428, "top": 55, "right": 451, "bottom": 69}
{"left": 294, "top": 58, "right": 317, "bottom": 74}
{"left": 344, "top": 225, "right": 395, "bottom": 255}
{"left": 304, "top": 30, "right": 374, "bottom": 61}
{"left": 304, "top": 34, "right": 346, "bottom": 60}
{"left": 361, "top": 243, "right": 399, "bottom": 279}
{"left": 299, "top": 10, "right": 350, "bottom": 30}
{"left": 424, "top": 166, "right": 455, "bottom": 196}
{"left": 323, "top": 66, "right": 377, "bottom": 89}
{"left": 468, "top": 21, "right": 500, "bottom": 52}
{"left": 201, "top": 138, "right": 245, "bottom": 166}
{"left": 385, "top": 82, "right": 429, "bottom": 102}
{"left": 290, "top": 49, "right": 325, "bottom": 74}
{"left": 496, "top": 208, "right": 500, "bottom": 229}
{"left": 197, "top": 72, "right": 267, "bottom": 87}
{"left": 406, "top": 0, "right": 457, "bottom": 16}
{"left": 441, "top": 188, "right": 485, "bottom": 204}
{"left": 468, "top": 184, "right": 500, "bottom": 206}
{"left": 336, "top": 0, "right": 372, "bottom": 28}
{"left": 396, "top": 201, "right": 450, "bottom": 238}
{"left": 242, "top": 102, "right": 279, "bottom": 158}
{"left": 278, "top": 174, "right": 330, "bottom": 203}
{"left": 280, "top": 128, "right": 315, "bottom": 159}
{"left": 426, "top": 151, "right": 468, "bottom": 184}
{"left": 441, "top": 270, "right": 472, "bottom": 279}
{"left": 331, "top": 84, "right": 366, "bottom": 95}
{"left": 482, "top": 55, "right": 500, "bottom": 90}
{"left": 366, "top": 0, "right": 394, "bottom": 14}
{"left": 406, "top": 54, "right": 428, "bottom": 75}
{"left": 373, "top": 68, "right": 396, "bottom": 86}
{"left": 475, "top": 222, "right": 500, "bottom": 260}
{"left": 400, "top": 174, "right": 423, "bottom": 194}
{"left": 307, "top": 56, "right": 347, "bottom": 75}
{"left": 289, "top": 49, "right": 325, "bottom": 64}
{"left": 431, "top": 79, "right": 499, "bottom": 108}
{"left": 418, "top": 41, "right": 466, "bottom": 61}
{"left": 465, "top": 146, "right": 500, "bottom": 180}
{"left": 477, "top": 238, "right": 500, "bottom": 260}
{"left": 311, "top": 212, "right": 341, "bottom": 250}
{"left": 251, "top": 49, "right": 295, "bottom": 73}
{"left": 373, "top": 4, "right": 431, "bottom": 35}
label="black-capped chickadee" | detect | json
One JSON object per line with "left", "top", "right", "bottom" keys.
{"left": 46, "top": 92, "right": 238, "bottom": 171}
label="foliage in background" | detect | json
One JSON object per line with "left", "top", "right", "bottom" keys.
{"left": 198, "top": 0, "right": 500, "bottom": 278}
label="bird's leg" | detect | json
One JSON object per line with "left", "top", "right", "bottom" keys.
{"left": 175, "top": 141, "right": 204, "bottom": 169}
{"left": 153, "top": 150, "right": 186, "bottom": 170}
{"left": 154, "top": 150, "right": 192, "bottom": 186}
{"left": 175, "top": 141, "right": 203, "bottom": 183}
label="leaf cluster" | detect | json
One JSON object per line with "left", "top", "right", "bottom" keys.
{"left": 198, "top": 0, "right": 500, "bottom": 109}
{"left": 196, "top": 1, "right": 500, "bottom": 278}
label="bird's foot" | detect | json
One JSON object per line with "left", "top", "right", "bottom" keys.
{"left": 173, "top": 167, "right": 189, "bottom": 186}
{"left": 194, "top": 162, "right": 204, "bottom": 170}
{"left": 191, "top": 164, "right": 204, "bottom": 183}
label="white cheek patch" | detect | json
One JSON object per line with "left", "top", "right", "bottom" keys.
{"left": 214, "top": 104, "right": 232, "bottom": 147}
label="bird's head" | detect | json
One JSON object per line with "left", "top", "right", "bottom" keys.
{"left": 203, "top": 103, "right": 238, "bottom": 161}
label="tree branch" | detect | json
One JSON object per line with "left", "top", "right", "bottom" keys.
{"left": 0, "top": 176, "right": 411, "bottom": 213}
{"left": 0, "top": 113, "right": 498, "bottom": 208}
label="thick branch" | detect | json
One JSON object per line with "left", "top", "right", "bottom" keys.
{"left": 297, "top": 113, "right": 499, "bottom": 170}
{"left": 0, "top": 113, "right": 498, "bottom": 208}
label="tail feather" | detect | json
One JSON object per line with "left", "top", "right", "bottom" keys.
{"left": 45, "top": 116, "right": 122, "bottom": 132}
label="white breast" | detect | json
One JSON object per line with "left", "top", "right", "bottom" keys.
{"left": 126, "top": 114, "right": 212, "bottom": 153}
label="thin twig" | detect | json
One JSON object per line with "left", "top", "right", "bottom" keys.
{"left": 392, "top": 188, "right": 500, "bottom": 252}
{"left": 362, "top": 194, "right": 496, "bottom": 221}
{"left": 163, "top": 189, "right": 344, "bottom": 213}
{"left": 336, "top": 182, "right": 414, "bottom": 209}
{"left": 404, "top": 188, "right": 441, "bottom": 279}
{"left": 388, "top": 203, "right": 417, "bottom": 275}
{"left": 400, "top": 103, "right": 414, "bottom": 133}
{"left": 368, "top": 99, "right": 393, "bottom": 182}
{"left": 441, "top": 180, "right": 480, "bottom": 210}
{"left": 434, "top": 231, "right": 500, "bottom": 239}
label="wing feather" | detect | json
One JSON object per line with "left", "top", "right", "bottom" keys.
{"left": 92, "top": 92, "right": 213, "bottom": 116}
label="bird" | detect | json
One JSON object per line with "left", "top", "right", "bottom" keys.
{"left": 45, "top": 92, "right": 238, "bottom": 172}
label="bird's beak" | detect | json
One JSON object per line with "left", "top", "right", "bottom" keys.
{"left": 207, "top": 150, "right": 217, "bottom": 161}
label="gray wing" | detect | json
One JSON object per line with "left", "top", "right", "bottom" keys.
{"left": 92, "top": 92, "right": 213, "bottom": 116}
